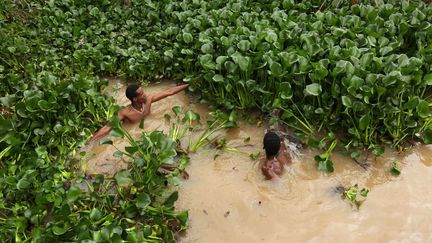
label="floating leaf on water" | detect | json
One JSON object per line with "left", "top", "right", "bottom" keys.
{"left": 390, "top": 161, "right": 401, "bottom": 176}
{"left": 172, "top": 106, "right": 182, "bottom": 116}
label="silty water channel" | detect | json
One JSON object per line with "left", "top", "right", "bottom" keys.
{"left": 84, "top": 79, "right": 432, "bottom": 243}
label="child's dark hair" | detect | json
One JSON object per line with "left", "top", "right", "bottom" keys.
{"left": 263, "top": 131, "right": 281, "bottom": 158}
{"left": 126, "top": 84, "right": 140, "bottom": 101}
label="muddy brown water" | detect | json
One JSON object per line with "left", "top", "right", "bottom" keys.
{"left": 85, "top": 79, "right": 432, "bottom": 242}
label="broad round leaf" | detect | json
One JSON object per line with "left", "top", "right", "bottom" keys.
{"left": 417, "top": 100, "right": 431, "bottom": 118}
{"left": 136, "top": 193, "right": 151, "bottom": 210}
{"left": 115, "top": 170, "right": 133, "bottom": 187}
{"left": 279, "top": 82, "right": 292, "bottom": 100}
{"left": 342, "top": 96, "right": 352, "bottom": 108}
{"left": 183, "top": 33, "right": 193, "bottom": 43}
{"left": 270, "top": 62, "right": 283, "bottom": 76}
{"left": 304, "top": 83, "right": 322, "bottom": 96}
{"left": 237, "top": 40, "right": 251, "bottom": 52}
{"left": 212, "top": 74, "right": 224, "bottom": 83}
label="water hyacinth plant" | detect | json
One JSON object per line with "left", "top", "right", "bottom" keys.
{"left": 1, "top": 0, "right": 432, "bottom": 240}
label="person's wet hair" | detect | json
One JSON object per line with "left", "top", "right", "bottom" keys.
{"left": 126, "top": 84, "right": 140, "bottom": 102}
{"left": 263, "top": 131, "right": 281, "bottom": 158}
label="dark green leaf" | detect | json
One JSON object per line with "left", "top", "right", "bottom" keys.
{"left": 115, "top": 170, "right": 133, "bottom": 187}
{"left": 390, "top": 161, "right": 401, "bottom": 176}
{"left": 67, "top": 186, "right": 83, "bottom": 204}
{"left": 136, "top": 193, "right": 151, "bottom": 210}
{"left": 164, "top": 191, "right": 178, "bottom": 207}
{"left": 417, "top": 100, "right": 431, "bottom": 118}
{"left": 90, "top": 208, "right": 102, "bottom": 222}
{"left": 172, "top": 106, "right": 182, "bottom": 116}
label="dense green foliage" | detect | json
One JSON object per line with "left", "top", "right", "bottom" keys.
{"left": 1, "top": 0, "right": 432, "bottom": 240}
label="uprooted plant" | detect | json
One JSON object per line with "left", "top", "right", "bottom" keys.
{"left": 341, "top": 184, "right": 370, "bottom": 209}
{"left": 165, "top": 107, "right": 238, "bottom": 153}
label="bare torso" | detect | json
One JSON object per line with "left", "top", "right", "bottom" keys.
{"left": 262, "top": 142, "right": 292, "bottom": 179}
{"left": 119, "top": 104, "right": 148, "bottom": 123}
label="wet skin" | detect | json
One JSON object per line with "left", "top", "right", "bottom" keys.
{"left": 91, "top": 84, "right": 189, "bottom": 141}
{"left": 261, "top": 141, "right": 292, "bottom": 180}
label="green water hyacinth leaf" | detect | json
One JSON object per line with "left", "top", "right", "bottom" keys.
{"left": 380, "top": 46, "right": 393, "bottom": 56}
{"left": 164, "top": 191, "right": 178, "bottom": 207}
{"left": 201, "top": 43, "right": 213, "bottom": 54}
{"left": 212, "top": 74, "right": 224, "bottom": 83}
{"left": 359, "top": 114, "right": 371, "bottom": 130}
{"left": 220, "top": 36, "right": 230, "bottom": 46}
{"left": 237, "top": 56, "right": 250, "bottom": 71}
{"left": 66, "top": 186, "right": 83, "bottom": 204}
{"left": 216, "top": 56, "right": 228, "bottom": 65}
{"left": 199, "top": 54, "right": 215, "bottom": 70}
{"left": 279, "top": 82, "right": 292, "bottom": 100}
{"left": 90, "top": 208, "right": 103, "bottom": 222}
{"left": 7, "top": 47, "right": 16, "bottom": 53}
{"left": 315, "top": 155, "right": 334, "bottom": 173}
{"left": 423, "top": 129, "right": 432, "bottom": 144}
{"left": 279, "top": 51, "right": 297, "bottom": 67}
{"left": 183, "top": 110, "right": 200, "bottom": 123}
{"left": 237, "top": 40, "right": 251, "bottom": 52}
{"left": 172, "top": 106, "right": 182, "bottom": 116}
{"left": 136, "top": 192, "right": 151, "bottom": 210}
{"left": 183, "top": 32, "right": 193, "bottom": 43}
{"left": 265, "top": 31, "right": 278, "bottom": 43}
{"left": 125, "top": 146, "right": 138, "bottom": 154}
{"left": 90, "top": 7, "right": 100, "bottom": 16}
{"left": 390, "top": 161, "right": 401, "bottom": 176}
{"left": 52, "top": 224, "right": 70, "bottom": 236}
{"left": 0, "top": 95, "right": 15, "bottom": 107}
{"left": 16, "top": 176, "right": 31, "bottom": 190}
{"left": 417, "top": 100, "right": 431, "bottom": 118}
{"left": 100, "top": 139, "right": 113, "bottom": 145}
{"left": 305, "top": 83, "right": 322, "bottom": 96}
{"left": 224, "top": 61, "right": 237, "bottom": 73}
{"left": 164, "top": 50, "right": 173, "bottom": 59}
{"left": 37, "top": 100, "right": 53, "bottom": 111}
{"left": 270, "top": 62, "right": 283, "bottom": 76}
{"left": 115, "top": 170, "right": 133, "bottom": 187}
{"left": 113, "top": 150, "right": 123, "bottom": 157}
{"left": 424, "top": 74, "right": 432, "bottom": 85}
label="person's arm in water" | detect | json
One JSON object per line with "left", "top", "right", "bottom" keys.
{"left": 90, "top": 95, "right": 153, "bottom": 142}
{"left": 151, "top": 84, "right": 189, "bottom": 103}
{"left": 90, "top": 111, "right": 126, "bottom": 142}
{"left": 262, "top": 162, "right": 278, "bottom": 180}
{"left": 279, "top": 141, "right": 292, "bottom": 165}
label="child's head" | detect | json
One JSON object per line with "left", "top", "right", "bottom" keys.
{"left": 263, "top": 131, "right": 281, "bottom": 158}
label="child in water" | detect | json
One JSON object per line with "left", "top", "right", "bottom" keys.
{"left": 261, "top": 131, "right": 292, "bottom": 180}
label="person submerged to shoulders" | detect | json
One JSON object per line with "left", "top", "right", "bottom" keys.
{"left": 90, "top": 82, "right": 189, "bottom": 141}
{"left": 262, "top": 131, "right": 292, "bottom": 180}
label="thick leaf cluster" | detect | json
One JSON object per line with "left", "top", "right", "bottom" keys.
{"left": 6, "top": 0, "right": 429, "bottom": 150}
{"left": 2, "top": 0, "right": 432, "bottom": 240}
